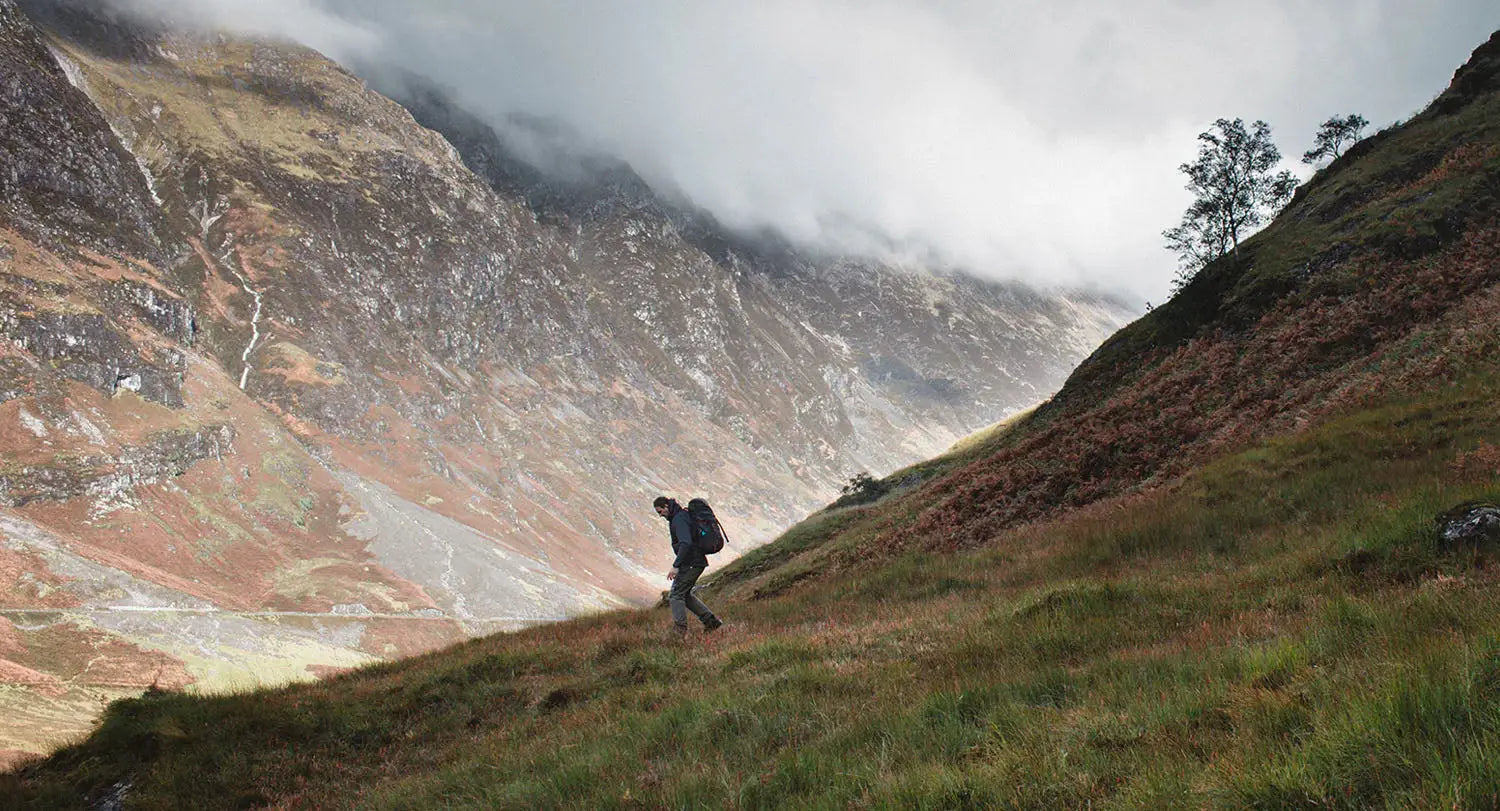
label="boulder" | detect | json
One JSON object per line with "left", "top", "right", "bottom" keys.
{"left": 1436, "top": 501, "right": 1500, "bottom": 551}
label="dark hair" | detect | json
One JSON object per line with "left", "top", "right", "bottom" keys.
{"left": 653, "top": 496, "right": 671, "bottom": 509}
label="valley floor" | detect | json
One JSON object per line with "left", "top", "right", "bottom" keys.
{"left": 6, "top": 372, "right": 1500, "bottom": 809}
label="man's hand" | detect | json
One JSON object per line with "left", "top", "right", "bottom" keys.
{"left": 667, "top": 567, "right": 678, "bottom": 581}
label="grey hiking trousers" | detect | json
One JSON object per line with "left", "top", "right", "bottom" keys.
{"left": 669, "top": 564, "right": 716, "bottom": 631}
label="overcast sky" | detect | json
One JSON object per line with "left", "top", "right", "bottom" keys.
{"left": 102, "top": 0, "right": 1497, "bottom": 301}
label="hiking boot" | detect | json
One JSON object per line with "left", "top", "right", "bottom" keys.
{"left": 703, "top": 616, "right": 724, "bottom": 632}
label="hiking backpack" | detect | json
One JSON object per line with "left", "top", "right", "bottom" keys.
{"left": 685, "top": 498, "right": 728, "bottom": 554}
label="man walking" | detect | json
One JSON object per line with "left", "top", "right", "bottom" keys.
{"left": 654, "top": 496, "right": 723, "bottom": 635}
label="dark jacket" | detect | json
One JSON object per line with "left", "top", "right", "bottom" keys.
{"left": 667, "top": 503, "right": 707, "bottom": 570}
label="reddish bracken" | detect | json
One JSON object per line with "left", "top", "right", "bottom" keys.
{"left": 873, "top": 218, "right": 1500, "bottom": 559}
{"left": 1451, "top": 441, "right": 1500, "bottom": 481}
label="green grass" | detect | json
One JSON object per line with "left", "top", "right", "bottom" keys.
{"left": 7, "top": 371, "right": 1500, "bottom": 809}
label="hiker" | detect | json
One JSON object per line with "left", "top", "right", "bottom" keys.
{"left": 654, "top": 495, "right": 724, "bottom": 635}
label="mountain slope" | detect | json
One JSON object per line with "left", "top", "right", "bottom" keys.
{"left": 4, "top": 27, "right": 1498, "bottom": 809}
{"left": 707, "top": 29, "right": 1500, "bottom": 598}
{"left": 0, "top": 1, "right": 1129, "bottom": 762}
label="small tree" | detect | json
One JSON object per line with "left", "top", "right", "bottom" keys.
{"left": 841, "top": 472, "right": 885, "bottom": 499}
{"left": 1302, "top": 114, "right": 1368, "bottom": 165}
{"left": 1163, "top": 118, "right": 1298, "bottom": 290}
{"left": 832, "top": 471, "right": 889, "bottom": 508}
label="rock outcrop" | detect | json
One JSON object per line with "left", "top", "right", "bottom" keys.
{"left": 1438, "top": 502, "right": 1500, "bottom": 551}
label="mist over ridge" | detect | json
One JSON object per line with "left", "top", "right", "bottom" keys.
{"left": 88, "top": 0, "right": 1499, "bottom": 299}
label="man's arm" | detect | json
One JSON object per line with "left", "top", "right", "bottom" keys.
{"left": 670, "top": 512, "right": 694, "bottom": 570}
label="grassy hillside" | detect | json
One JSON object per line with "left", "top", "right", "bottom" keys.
{"left": 5, "top": 369, "right": 1500, "bottom": 808}
{"left": 5, "top": 25, "right": 1500, "bottom": 811}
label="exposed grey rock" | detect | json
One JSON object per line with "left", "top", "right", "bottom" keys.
{"left": 330, "top": 603, "right": 373, "bottom": 616}
{"left": 0, "top": 424, "right": 233, "bottom": 507}
{"left": 339, "top": 472, "right": 621, "bottom": 620}
{"left": 1437, "top": 502, "right": 1500, "bottom": 551}
{"left": 89, "top": 778, "right": 131, "bottom": 811}
{"left": 0, "top": 300, "right": 187, "bottom": 406}
{"left": 98, "top": 277, "right": 196, "bottom": 345}
{"left": 0, "top": 0, "right": 165, "bottom": 257}
{"left": 0, "top": 5, "right": 190, "bottom": 410}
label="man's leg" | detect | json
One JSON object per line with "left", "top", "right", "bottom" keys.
{"left": 684, "top": 589, "right": 715, "bottom": 622}
{"left": 669, "top": 565, "right": 717, "bottom": 632}
{"left": 668, "top": 565, "right": 703, "bottom": 633}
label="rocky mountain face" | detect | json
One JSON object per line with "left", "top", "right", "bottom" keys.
{"left": 393, "top": 82, "right": 1119, "bottom": 459}
{"left": 0, "top": 1, "right": 1130, "bottom": 762}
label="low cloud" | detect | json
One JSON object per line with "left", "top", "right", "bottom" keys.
{"left": 105, "top": 0, "right": 377, "bottom": 59}
{"left": 90, "top": 0, "right": 1497, "bottom": 300}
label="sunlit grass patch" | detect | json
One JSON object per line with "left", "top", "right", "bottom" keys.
{"left": 843, "top": 553, "right": 988, "bottom": 603}
{"left": 721, "top": 639, "right": 811, "bottom": 675}
{"left": 1239, "top": 637, "right": 1312, "bottom": 690}
{"left": 1228, "top": 644, "right": 1500, "bottom": 808}
{"left": 600, "top": 648, "right": 680, "bottom": 687}
{"left": 1004, "top": 667, "right": 1076, "bottom": 709}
